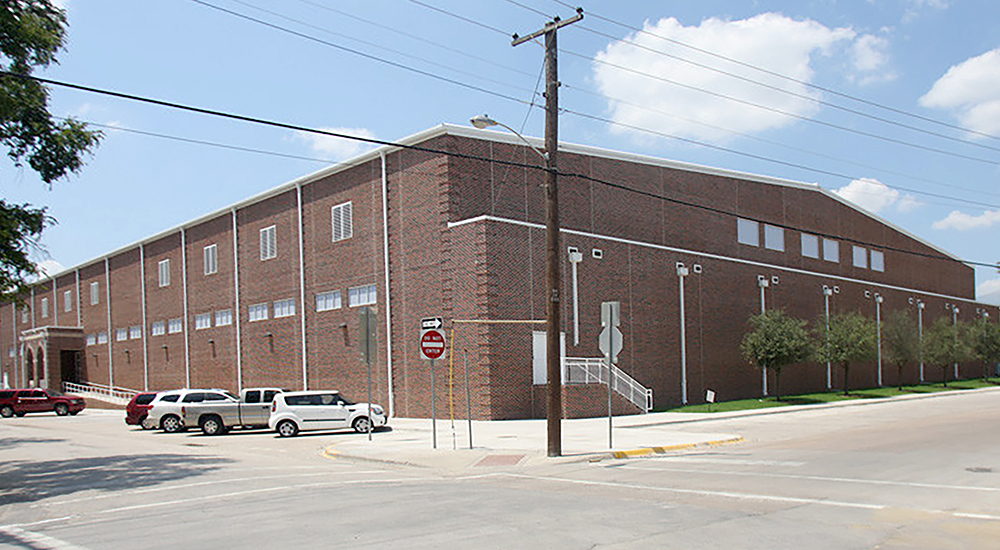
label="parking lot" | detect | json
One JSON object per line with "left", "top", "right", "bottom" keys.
{"left": 3, "top": 388, "right": 1000, "bottom": 549}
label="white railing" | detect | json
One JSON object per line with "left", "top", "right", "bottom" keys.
{"left": 564, "top": 357, "right": 653, "bottom": 412}
{"left": 63, "top": 381, "right": 139, "bottom": 406}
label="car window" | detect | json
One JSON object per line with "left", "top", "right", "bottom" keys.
{"left": 160, "top": 394, "right": 180, "bottom": 403}
{"left": 203, "top": 392, "right": 229, "bottom": 402}
{"left": 30, "top": 390, "right": 45, "bottom": 398}
{"left": 263, "top": 390, "right": 280, "bottom": 403}
{"left": 0, "top": 391, "right": 13, "bottom": 399}
{"left": 244, "top": 390, "right": 260, "bottom": 404}
{"left": 182, "top": 393, "right": 205, "bottom": 403}
{"left": 284, "top": 394, "right": 318, "bottom": 406}
{"left": 48, "top": 390, "right": 64, "bottom": 397}
{"left": 319, "top": 393, "right": 341, "bottom": 406}
{"left": 136, "top": 394, "right": 157, "bottom": 405}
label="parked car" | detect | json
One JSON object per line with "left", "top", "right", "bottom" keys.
{"left": 125, "top": 392, "right": 159, "bottom": 429}
{"left": 180, "top": 387, "right": 284, "bottom": 435}
{"left": 0, "top": 388, "right": 86, "bottom": 418}
{"left": 268, "top": 391, "right": 387, "bottom": 437}
{"left": 146, "top": 389, "right": 236, "bottom": 433}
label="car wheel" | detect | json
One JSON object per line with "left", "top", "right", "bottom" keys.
{"left": 352, "top": 416, "right": 372, "bottom": 434}
{"left": 161, "top": 415, "right": 183, "bottom": 433}
{"left": 0, "top": 406, "right": 13, "bottom": 418}
{"left": 200, "top": 416, "right": 226, "bottom": 436}
{"left": 276, "top": 419, "right": 299, "bottom": 437}
{"left": 54, "top": 403, "right": 69, "bottom": 416}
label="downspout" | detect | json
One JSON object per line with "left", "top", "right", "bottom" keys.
{"left": 296, "top": 183, "right": 308, "bottom": 390}
{"left": 12, "top": 306, "right": 18, "bottom": 387}
{"left": 232, "top": 208, "right": 243, "bottom": 392}
{"left": 105, "top": 258, "right": 113, "bottom": 388}
{"left": 380, "top": 151, "right": 395, "bottom": 418}
{"left": 53, "top": 277, "right": 58, "bottom": 326}
{"left": 140, "top": 244, "right": 149, "bottom": 390}
{"left": 75, "top": 269, "right": 81, "bottom": 326}
{"left": 181, "top": 228, "right": 191, "bottom": 388}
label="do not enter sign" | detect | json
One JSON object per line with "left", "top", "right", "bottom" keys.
{"left": 420, "top": 328, "right": 446, "bottom": 361}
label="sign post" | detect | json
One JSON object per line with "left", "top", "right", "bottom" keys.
{"left": 420, "top": 317, "right": 446, "bottom": 449}
{"left": 599, "top": 301, "right": 622, "bottom": 449}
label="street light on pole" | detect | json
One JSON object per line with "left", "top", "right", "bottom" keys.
{"left": 757, "top": 275, "right": 769, "bottom": 397}
{"left": 823, "top": 285, "right": 833, "bottom": 390}
{"left": 874, "top": 293, "right": 883, "bottom": 387}
{"left": 916, "top": 300, "right": 925, "bottom": 383}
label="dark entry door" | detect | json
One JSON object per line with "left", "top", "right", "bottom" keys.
{"left": 60, "top": 350, "right": 81, "bottom": 385}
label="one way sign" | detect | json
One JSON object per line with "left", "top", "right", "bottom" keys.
{"left": 421, "top": 317, "right": 443, "bottom": 330}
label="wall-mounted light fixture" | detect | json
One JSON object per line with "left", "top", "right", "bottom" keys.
{"left": 208, "top": 339, "right": 216, "bottom": 358}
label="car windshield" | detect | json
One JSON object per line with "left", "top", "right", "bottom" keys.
{"left": 47, "top": 390, "right": 64, "bottom": 397}
{"left": 339, "top": 395, "right": 354, "bottom": 405}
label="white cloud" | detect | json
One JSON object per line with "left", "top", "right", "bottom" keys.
{"left": 932, "top": 209, "right": 1000, "bottom": 230}
{"left": 834, "top": 178, "right": 918, "bottom": 214}
{"left": 850, "top": 34, "right": 897, "bottom": 85}
{"left": 294, "top": 127, "right": 377, "bottom": 160}
{"left": 592, "top": 13, "right": 856, "bottom": 142}
{"left": 977, "top": 279, "right": 1000, "bottom": 306}
{"left": 920, "top": 48, "right": 1000, "bottom": 137}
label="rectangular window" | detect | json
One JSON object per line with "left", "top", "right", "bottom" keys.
{"left": 97, "top": 331, "right": 108, "bottom": 344}
{"left": 871, "top": 250, "right": 885, "bottom": 272}
{"left": 273, "top": 298, "right": 296, "bottom": 318}
{"left": 204, "top": 244, "right": 218, "bottom": 275}
{"left": 40, "top": 298, "right": 48, "bottom": 319}
{"left": 348, "top": 284, "right": 377, "bottom": 307}
{"left": 853, "top": 246, "right": 868, "bottom": 269}
{"left": 316, "top": 290, "right": 341, "bottom": 312}
{"left": 168, "top": 318, "right": 183, "bottom": 334}
{"left": 64, "top": 290, "right": 72, "bottom": 312}
{"left": 331, "top": 201, "right": 354, "bottom": 243}
{"left": 195, "top": 313, "right": 212, "bottom": 330}
{"left": 737, "top": 218, "right": 759, "bottom": 247}
{"left": 215, "top": 309, "right": 233, "bottom": 326}
{"left": 86, "top": 334, "right": 96, "bottom": 346}
{"left": 801, "top": 234, "right": 819, "bottom": 259}
{"left": 823, "top": 239, "right": 839, "bottom": 263}
{"left": 130, "top": 325, "right": 142, "bottom": 339}
{"left": 21, "top": 308, "right": 28, "bottom": 323}
{"left": 764, "top": 224, "right": 784, "bottom": 252}
{"left": 260, "top": 225, "right": 277, "bottom": 260}
{"left": 90, "top": 281, "right": 100, "bottom": 305}
{"left": 158, "top": 259, "right": 170, "bottom": 287}
{"left": 8, "top": 346, "right": 15, "bottom": 358}
{"left": 249, "top": 303, "right": 269, "bottom": 322}
{"left": 116, "top": 328, "right": 128, "bottom": 341}
{"left": 151, "top": 321, "right": 166, "bottom": 336}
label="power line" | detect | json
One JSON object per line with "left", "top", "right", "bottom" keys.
{"left": 5, "top": 70, "right": 995, "bottom": 270}
{"left": 549, "top": 0, "right": 1000, "bottom": 142}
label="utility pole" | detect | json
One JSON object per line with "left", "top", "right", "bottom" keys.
{"left": 512, "top": 7, "right": 582, "bottom": 458}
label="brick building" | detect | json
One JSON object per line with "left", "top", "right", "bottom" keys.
{"left": 1, "top": 124, "right": 995, "bottom": 419}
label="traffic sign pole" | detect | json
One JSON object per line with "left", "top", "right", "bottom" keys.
{"left": 431, "top": 358, "right": 437, "bottom": 449}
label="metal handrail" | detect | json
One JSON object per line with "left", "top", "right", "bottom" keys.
{"left": 564, "top": 357, "right": 653, "bottom": 412}
{"left": 63, "top": 381, "right": 139, "bottom": 405}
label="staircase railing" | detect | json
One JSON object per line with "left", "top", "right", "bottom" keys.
{"left": 63, "top": 381, "right": 139, "bottom": 406}
{"left": 564, "top": 357, "right": 653, "bottom": 412}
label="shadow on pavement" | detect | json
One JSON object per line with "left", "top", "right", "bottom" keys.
{"left": 0, "top": 436, "right": 67, "bottom": 448}
{"left": 0, "top": 454, "right": 231, "bottom": 505}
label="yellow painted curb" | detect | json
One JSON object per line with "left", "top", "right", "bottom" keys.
{"left": 322, "top": 443, "right": 340, "bottom": 460}
{"left": 611, "top": 436, "right": 744, "bottom": 459}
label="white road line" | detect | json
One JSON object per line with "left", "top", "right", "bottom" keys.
{"left": 35, "top": 470, "right": 392, "bottom": 507}
{"left": 497, "top": 473, "right": 885, "bottom": 510}
{"left": 0, "top": 526, "right": 90, "bottom": 550}
{"left": 954, "top": 512, "right": 1000, "bottom": 521}
{"left": 617, "top": 464, "right": 1000, "bottom": 493}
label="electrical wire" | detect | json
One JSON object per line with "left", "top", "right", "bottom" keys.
{"left": 549, "top": 0, "right": 1000, "bottom": 142}
{"left": 6, "top": 70, "right": 996, "bottom": 270}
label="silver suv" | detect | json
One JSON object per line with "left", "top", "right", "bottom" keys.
{"left": 146, "top": 389, "right": 236, "bottom": 433}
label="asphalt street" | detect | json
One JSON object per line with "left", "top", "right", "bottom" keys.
{"left": 2, "top": 388, "right": 1000, "bottom": 549}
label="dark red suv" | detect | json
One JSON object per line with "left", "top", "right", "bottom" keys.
{"left": 0, "top": 388, "right": 86, "bottom": 417}
{"left": 125, "top": 392, "right": 158, "bottom": 429}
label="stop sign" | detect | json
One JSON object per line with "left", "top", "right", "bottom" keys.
{"left": 420, "top": 329, "right": 446, "bottom": 360}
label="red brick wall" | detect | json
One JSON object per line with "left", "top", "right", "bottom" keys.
{"left": 144, "top": 234, "right": 187, "bottom": 390}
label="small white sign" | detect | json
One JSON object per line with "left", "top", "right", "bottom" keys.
{"left": 706, "top": 389, "right": 716, "bottom": 403}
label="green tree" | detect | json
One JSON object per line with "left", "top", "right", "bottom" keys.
{"left": 816, "top": 312, "right": 877, "bottom": 395}
{"left": 881, "top": 310, "right": 920, "bottom": 390}
{"left": 969, "top": 318, "right": 1000, "bottom": 380}
{"left": 923, "top": 317, "right": 971, "bottom": 386}
{"left": 1, "top": 0, "right": 101, "bottom": 299}
{"left": 741, "top": 310, "right": 814, "bottom": 401}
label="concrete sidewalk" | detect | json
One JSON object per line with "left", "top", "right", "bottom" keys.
{"left": 325, "top": 385, "right": 1000, "bottom": 470}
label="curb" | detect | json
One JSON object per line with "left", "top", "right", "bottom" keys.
{"left": 609, "top": 436, "right": 745, "bottom": 459}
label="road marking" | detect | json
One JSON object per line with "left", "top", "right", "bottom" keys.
{"left": 496, "top": 473, "right": 885, "bottom": 510}
{"left": 644, "top": 457, "right": 806, "bottom": 467}
{"left": 954, "top": 512, "right": 1000, "bottom": 521}
{"left": 0, "top": 526, "right": 90, "bottom": 550}
{"left": 617, "top": 464, "right": 1000, "bottom": 493}
{"left": 611, "top": 437, "right": 744, "bottom": 458}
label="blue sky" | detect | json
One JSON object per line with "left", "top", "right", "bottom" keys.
{"left": 5, "top": 0, "right": 1000, "bottom": 303}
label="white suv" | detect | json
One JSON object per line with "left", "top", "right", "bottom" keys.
{"left": 268, "top": 391, "right": 387, "bottom": 437}
{"left": 146, "top": 389, "right": 236, "bottom": 433}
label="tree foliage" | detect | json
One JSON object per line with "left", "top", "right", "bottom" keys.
{"left": 0, "top": 0, "right": 101, "bottom": 299}
{"left": 968, "top": 318, "right": 1000, "bottom": 379}
{"left": 741, "top": 310, "right": 814, "bottom": 400}
{"left": 923, "top": 317, "right": 971, "bottom": 386}
{"left": 881, "top": 310, "right": 920, "bottom": 389}
{"left": 815, "top": 311, "right": 876, "bottom": 395}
